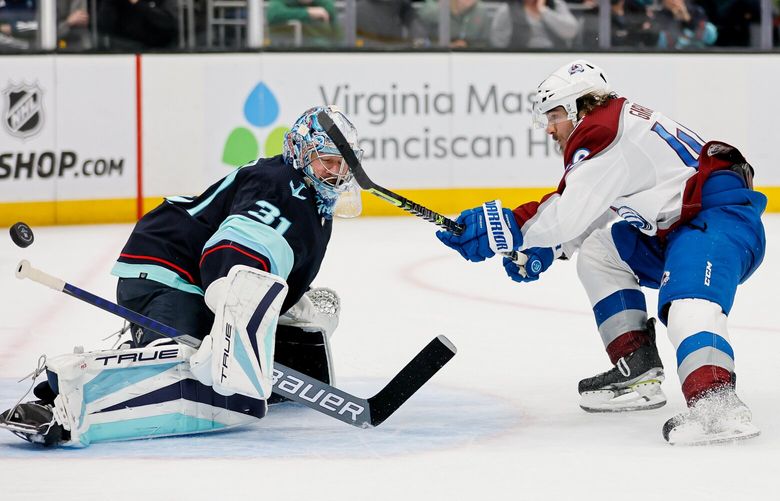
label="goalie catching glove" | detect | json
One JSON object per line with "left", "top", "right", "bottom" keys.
{"left": 436, "top": 200, "right": 523, "bottom": 262}
{"left": 190, "top": 265, "right": 288, "bottom": 399}
{"left": 279, "top": 287, "right": 340, "bottom": 340}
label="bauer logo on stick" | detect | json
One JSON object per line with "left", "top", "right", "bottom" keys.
{"left": 10, "top": 222, "right": 34, "bottom": 248}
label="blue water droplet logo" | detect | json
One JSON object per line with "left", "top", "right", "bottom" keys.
{"left": 244, "top": 82, "right": 280, "bottom": 127}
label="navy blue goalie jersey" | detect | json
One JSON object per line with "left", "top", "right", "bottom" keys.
{"left": 112, "top": 155, "right": 332, "bottom": 312}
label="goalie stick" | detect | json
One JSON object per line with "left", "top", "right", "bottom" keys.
{"left": 318, "top": 110, "right": 521, "bottom": 262}
{"left": 14, "top": 259, "right": 457, "bottom": 428}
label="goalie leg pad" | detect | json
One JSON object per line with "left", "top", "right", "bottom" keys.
{"left": 191, "top": 265, "right": 289, "bottom": 400}
{"left": 32, "top": 342, "right": 266, "bottom": 447}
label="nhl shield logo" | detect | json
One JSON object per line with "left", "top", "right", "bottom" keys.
{"left": 3, "top": 83, "right": 44, "bottom": 139}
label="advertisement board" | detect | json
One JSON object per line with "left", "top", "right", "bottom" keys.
{"left": 0, "top": 55, "right": 137, "bottom": 224}
{"left": 1, "top": 52, "right": 777, "bottom": 225}
{"left": 143, "top": 52, "right": 779, "bottom": 195}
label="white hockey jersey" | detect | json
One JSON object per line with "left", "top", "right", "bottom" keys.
{"left": 515, "top": 97, "right": 715, "bottom": 255}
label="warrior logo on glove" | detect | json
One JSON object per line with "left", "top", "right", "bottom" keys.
{"left": 436, "top": 199, "right": 523, "bottom": 263}
{"left": 483, "top": 201, "right": 512, "bottom": 252}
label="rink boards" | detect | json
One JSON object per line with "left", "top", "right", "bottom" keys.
{"left": 0, "top": 53, "right": 777, "bottom": 225}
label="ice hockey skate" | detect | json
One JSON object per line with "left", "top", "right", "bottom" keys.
{"left": 662, "top": 386, "right": 759, "bottom": 446}
{"left": 578, "top": 339, "right": 666, "bottom": 413}
{"left": 0, "top": 402, "right": 67, "bottom": 447}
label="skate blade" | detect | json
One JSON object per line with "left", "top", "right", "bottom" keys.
{"left": 0, "top": 420, "right": 40, "bottom": 434}
{"left": 0, "top": 420, "right": 47, "bottom": 444}
{"left": 580, "top": 382, "right": 666, "bottom": 413}
{"left": 666, "top": 422, "right": 760, "bottom": 446}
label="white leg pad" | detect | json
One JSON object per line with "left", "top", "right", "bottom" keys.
{"left": 191, "top": 265, "right": 288, "bottom": 399}
{"left": 44, "top": 342, "right": 266, "bottom": 447}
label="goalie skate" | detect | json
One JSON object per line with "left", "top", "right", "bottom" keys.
{"left": 0, "top": 402, "right": 66, "bottom": 446}
{"left": 662, "top": 387, "right": 760, "bottom": 446}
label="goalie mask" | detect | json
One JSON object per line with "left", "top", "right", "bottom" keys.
{"left": 283, "top": 106, "right": 363, "bottom": 219}
{"left": 532, "top": 60, "right": 611, "bottom": 129}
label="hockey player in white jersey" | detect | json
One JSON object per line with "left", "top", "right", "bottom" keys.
{"left": 437, "top": 60, "right": 767, "bottom": 445}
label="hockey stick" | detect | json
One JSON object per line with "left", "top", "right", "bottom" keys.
{"left": 318, "top": 110, "right": 464, "bottom": 234}
{"left": 318, "top": 111, "right": 522, "bottom": 262}
{"left": 14, "top": 260, "right": 457, "bottom": 428}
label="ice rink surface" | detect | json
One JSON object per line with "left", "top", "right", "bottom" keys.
{"left": 0, "top": 215, "right": 778, "bottom": 500}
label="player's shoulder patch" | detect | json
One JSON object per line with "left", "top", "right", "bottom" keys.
{"left": 563, "top": 97, "right": 626, "bottom": 167}
{"left": 567, "top": 148, "right": 591, "bottom": 171}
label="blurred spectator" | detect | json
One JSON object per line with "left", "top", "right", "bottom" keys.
{"left": 97, "top": 0, "right": 178, "bottom": 49}
{"left": 566, "top": 0, "right": 600, "bottom": 49}
{"left": 776, "top": 0, "right": 780, "bottom": 47}
{"left": 266, "top": 0, "right": 341, "bottom": 47}
{"left": 418, "top": 0, "right": 492, "bottom": 48}
{"left": 490, "top": 0, "right": 580, "bottom": 49}
{"left": 58, "top": 0, "right": 91, "bottom": 50}
{"left": 356, "top": 0, "right": 426, "bottom": 47}
{"left": 654, "top": 0, "right": 717, "bottom": 48}
{"left": 611, "top": 0, "right": 658, "bottom": 47}
{"left": 0, "top": 0, "right": 37, "bottom": 50}
{"left": 697, "top": 0, "right": 759, "bottom": 46}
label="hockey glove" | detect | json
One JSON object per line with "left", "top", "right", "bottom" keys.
{"left": 503, "top": 247, "right": 554, "bottom": 283}
{"left": 436, "top": 200, "right": 522, "bottom": 262}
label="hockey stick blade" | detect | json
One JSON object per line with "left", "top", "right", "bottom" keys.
{"left": 15, "top": 260, "right": 456, "bottom": 428}
{"left": 272, "top": 335, "right": 455, "bottom": 428}
{"left": 367, "top": 335, "right": 456, "bottom": 427}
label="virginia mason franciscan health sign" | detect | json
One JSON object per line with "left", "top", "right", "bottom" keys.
{"left": 1, "top": 52, "right": 778, "bottom": 225}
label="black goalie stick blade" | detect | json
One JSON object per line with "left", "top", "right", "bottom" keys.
{"left": 367, "top": 335, "right": 457, "bottom": 427}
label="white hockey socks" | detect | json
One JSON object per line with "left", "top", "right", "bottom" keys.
{"left": 190, "top": 265, "right": 288, "bottom": 399}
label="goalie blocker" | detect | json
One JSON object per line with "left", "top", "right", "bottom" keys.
{"left": 271, "top": 287, "right": 341, "bottom": 403}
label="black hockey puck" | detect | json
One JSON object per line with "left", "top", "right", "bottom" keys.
{"left": 9, "top": 222, "right": 34, "bottom": 248}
